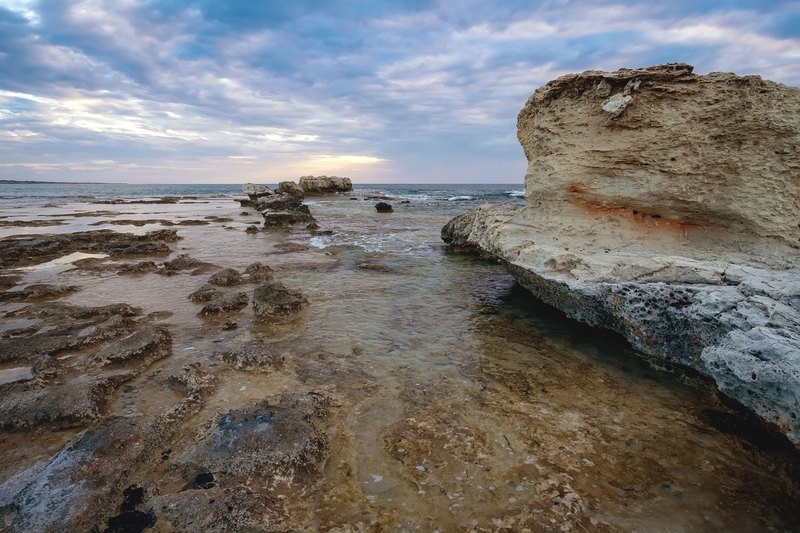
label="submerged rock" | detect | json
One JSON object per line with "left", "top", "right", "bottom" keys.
{"left": 252, "top": 282, "right": 308, "bottom": 318}
{"left": 217, "top": 341, "right": 284, "bottom": 372}
{"left": 442, "top": 64, "right": 800, "bottom": 445}
{"left": 171, "top": 393, "right": 330, "bottom": 487}
{"left": 375, "top": 202, "right": 393, "bottom": 213}
{"left": 299, "top": 175, "right": 352, "bottom": 194}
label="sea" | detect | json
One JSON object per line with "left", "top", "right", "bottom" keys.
{"left": 1, "top": 181, "right": 798, "bottom": 530}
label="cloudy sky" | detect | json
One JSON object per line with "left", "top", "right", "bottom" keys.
{"left": 0, "top": 0, "right": 798, "bottom": 184}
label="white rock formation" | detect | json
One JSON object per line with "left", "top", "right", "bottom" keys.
{"left": 443, "top": 64, "right": 800, "bottom": 444}
{"left": 299, "top": 175, "right": 352, "bottom": 194}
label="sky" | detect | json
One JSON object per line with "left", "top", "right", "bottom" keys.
{"left": 0, "top": 1, "right": 798, "bottom": 184}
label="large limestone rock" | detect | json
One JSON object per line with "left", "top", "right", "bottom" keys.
{"left": 298, "top": 175, "right": 352, "bottom": 194}
{"left": 443, "top": 64, "right": 800, "bottom": 445}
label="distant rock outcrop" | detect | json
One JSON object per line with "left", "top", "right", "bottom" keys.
{"left": 299, "top": 175, "right": 352, "bottom": 194}
{"left": 239, "top": 181, "right": 317, "bottom": 228}
{"left": 443, "top": 64, "right": 800, "bottom": 445}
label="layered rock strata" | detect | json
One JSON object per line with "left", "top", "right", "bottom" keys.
{"left": 443, "top": 64, "right": 800, "bottom": 444}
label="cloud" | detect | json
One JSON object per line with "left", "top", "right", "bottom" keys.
{"left": 0, "top": 0, "right": 797, "bottom": 183}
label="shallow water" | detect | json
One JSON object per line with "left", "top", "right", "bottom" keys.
{"left": 1, "top": 186, "right": 799, "bottom": 530}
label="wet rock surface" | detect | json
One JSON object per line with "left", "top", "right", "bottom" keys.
{"left": 217, "top": 340, "right": 284, "bottom": 372}
{"left": 172, "top": 393, "right": 330, "bottom": 487}
{"left": 0, "top": 229, "right": 179, "bottom": 268}
{"left": 244, "top": 180, "right": 319, "bottom": 228}
{"left": 252, "top": 281, "right": 309, "bottom": 318}
{"left": 208, "top": 267, "right": 243, "bottom": 286}
{"left": 198, "top": 291, "right": 249, "bottom": 316}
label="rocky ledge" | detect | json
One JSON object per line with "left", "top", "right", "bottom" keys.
{"left": 443, "top": 64, "right": 800, "bottom": 445}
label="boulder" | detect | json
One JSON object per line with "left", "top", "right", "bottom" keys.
{"left": 298, "top": 175, "right": 352, "bottom": 194}
{"left": 252, "top": 282, "right": 308, "bottom": 318}
{"left": 242, "top": 183, "right": 273, "bottom": 201}
{"left": 277, "top": 180, "right": 305, "bottom": 199}
{"left": 442, "top": 64, "right": 800, "bottom": 445}
{"left": 375, "top": 202, "right": 393, "bottom": 213}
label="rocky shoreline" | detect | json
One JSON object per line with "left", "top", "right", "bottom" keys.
{"left": 1, "top": 180, "right": 800, "bottom": 529}
{"left": 443, "top": 64, "right": 800, "bottom": 446}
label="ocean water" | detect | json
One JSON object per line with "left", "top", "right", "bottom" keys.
{"left": 1, "top": 182, "right": 799, "bottom": 530}
{"left": 0, "top": 182, "right": 524, "bottom": 208}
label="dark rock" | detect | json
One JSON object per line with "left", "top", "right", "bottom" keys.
{"left": 244, "top": 262, "right": 273, "bottom": 282}
{"left": 0, "top": 229, "right": 179, "bottom": 269}
{"left": 261, "top": 208, "right": 316, "bottom": 228}
{"left": 0, "top": 274, "right": 21, "bottom": 289}
{"left": 199, "top": 292, "right": 249, "bottom": 316}
{"left": 0, "top": 283, "right": 78, "bottom": 302}
{"left": 245, "top": 224, "right": 259, "bottom": 234}
{"left": 208, "top": 268, "right": 243, "bottom": 286}
{"left": 158, "top": 254, "right": 217, "bottom": 276}
{"left": 0, "top": 304, "right": 141, "bottom": 363}
{"left": 118, "top": 261, "right": 159, "bottom": 275}
{"left": 193, "top": 472, "right": 216, "bottom": 490}
{"left": 189, "top": 284, "right": 221, "bottom": 303}
{"left": 256, "top": 193, "right": 303, "bottom": 211}
{"left": 375, "top": 202, "right": 393, "bottom": 213}
{"left": 221, "top": 320, "right": 238, "bottom": 330}
{"left": 252, "top": 282, "right": 308, "bottom": 318}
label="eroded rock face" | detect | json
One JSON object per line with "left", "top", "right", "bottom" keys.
{"left": 298, "top": 175, "right": 352, "bottom": 194}
{"left": 516, "top": 63, "right": 800, "bottom": 263}
{"left": 443, "top": 64, "right": 800, "bottom": 445}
